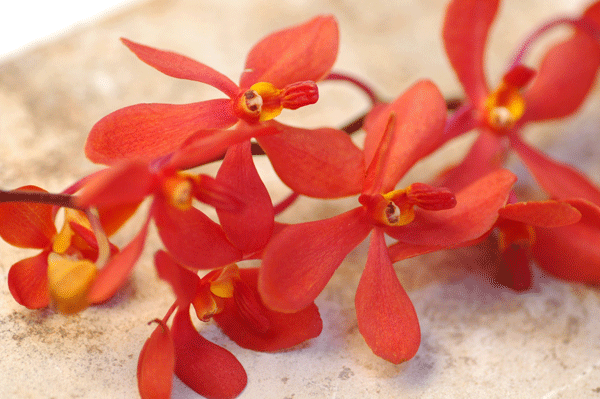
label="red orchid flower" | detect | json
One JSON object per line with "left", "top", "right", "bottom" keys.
{"left": 137, "top": 250, "right": 322, "bottom": 399}
{"left": 0, "top": 185, "right": 130, "bottom": 313}
{"left": 439, "top": 0, "right": 600, "bottom": 196}
{"left": 258, "top": 80, "right": 517, "bottom": 364}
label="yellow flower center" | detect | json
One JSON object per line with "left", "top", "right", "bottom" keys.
{"left": 161, "top": 173, "right": 194, "bottom": 210}
{"left": 47, "top": 252, "right": 97, "bottom": 314}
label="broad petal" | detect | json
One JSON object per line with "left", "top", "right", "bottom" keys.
{"left": 152, "top": 198, "right": 242, "bottom": 270}
{"left": 239, "top": 15, "right": 339, "bottom": 89}
{"left": 172, "top": 308, "right": 247, "bottom": 399}
{"left": 75, "top": 160, "right": 154, "bottom": 209}
{"left": 259, "top": 207, "right": 372, "bottom": 313}
{"left": 362, "top": 80, "right": 447, "bottom": 194}
{"left": 85, "top": 100, "right": 238, "bottom": 165}
{"left": 355, "top": 229, "right": 420, "bottom": 364}
{"left": 387, "top": 169, "right": 516, "bottom": 246}
{"left": 8, "top": 251, "right": 50, "bottom": 309}
{"left": 511, "top": 136, "right": 600, "bottom": 206}
{"left": 215, "top": 141, "right": 274, "bottom": 253}
{"left": 154, "top": 250, "right": 200, "bottom": 306}
{"left": 521, "top": 27, "right": 600, "bottom": 123}
{"left": 121, "top": 38, "right": 239, "bottom": 98}
{"left": 0, "top": 186, "right": 56, "bottom": 249}
{"left": 442, "top": 0, "right": 497, "bottom": 105}
{"left": 86, "top": 218, "right": 150, "bottom": 304}
{"left": 498, "top": 200, "right": 581, "bottom": 228}
{"left": 256, "top": 122, "right": 364, "bottom": 198}
{"left": 137, "top": 320, "right": 175, "bottom": 399}
{"left": 214, "top": 268, "right": 322, "bottom": 352}
{"left": 532, "top": 199, "right": 600, "bottom": 283}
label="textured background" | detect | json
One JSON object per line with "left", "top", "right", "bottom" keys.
{"left": 1, "top": 0, "right": 600, "bottom": 398}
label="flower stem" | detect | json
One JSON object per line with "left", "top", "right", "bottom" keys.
{"left": 0, "top": 189, "right": 81, "bottom": 209}
{"left": 324, "top": 72, "right": 381, "bottom": 105}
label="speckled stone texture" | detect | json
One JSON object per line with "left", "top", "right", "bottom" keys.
{"left": 1, "top": 0, "right": 600, "bottom": 398}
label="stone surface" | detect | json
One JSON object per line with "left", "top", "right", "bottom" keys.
{"left": 1, "top": 0, "right": 599, "bottom": 398}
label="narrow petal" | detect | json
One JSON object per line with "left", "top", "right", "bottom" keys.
{"left": 521, "top": 28, "right": 600, "bottom": 123}
{"left": 216, "top": 141, "right": 274, "bottom": 253}
{"left": 387, "top": 169, "right": 516, "bottom": 246}
{"left": 532, "top": 199, "right": 600, "bottom": 283}
{"left": 172, "top": 308, "right": 247, "bottom": 399}
{"left": 256, "top": 122, "right": 364, "bottom": 198}
{"left": 154, "top": 250, "right": 200, "bottom": 306}
{"left": 511, "top": 136, "right": 600, "bottom": 206}
{"left": 7, "top": 252, "right": 50, "bottom": 309}
{"left": 121, "top": 38, "right": 239, "bottom": 98}
{"left": 259, "top": 207, "right": 372, "bottom": 313}
{"left": 239, "top": 15, "right": 339, "bottom": 89}
{"left": 137, "top": 320, "right": 175, "bottom": 399}
{"left": 498, "top": 200, "right": 581, "bottom": 228}
{"left": 442, "top": 0, "right": 497, "bottom": 105}
{"left": 152, "top": 199, "right": 242, "bottom": 270}
{"left": 86, "top": 218, "right": 150, "bottom": 304}
{"left": 85, "top": 100, "right": 238, "bottom": 165}
{"left": 214, "top": 268, "right": 322, "bottom": 352}
{"left": 362, "top": 80, "right": 447, "bottom": 194}
{"left": 0, "top": 186, "right": 56, "bottom": 249}
{"left": 75, "top": 160, "right": 154, "bottom": 209}
{"left": 355, "top": 229, "right": 420, "bottom": 364}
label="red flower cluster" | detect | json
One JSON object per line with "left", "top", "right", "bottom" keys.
{"left": 1, "top": 2, "right": 600, "bottom": 398}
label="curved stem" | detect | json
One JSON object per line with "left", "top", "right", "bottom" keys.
{"left": 324, "top": 72, "right": 381, "bottom": 105}
{"left": 0, "top": 189, "right": 81, "bottom": 209}
{"left": 273, "top": 191, "right": 300, "bottom": 215}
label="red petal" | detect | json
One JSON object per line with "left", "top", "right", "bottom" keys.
{"left": 154, "top": 250, "right": 200, "bottom": 306}
{"left": 172, "top": 308, "right": 247, "bottom": 399}
{"left": 152, "top": 199, "right": 242, "bottom": 270}
{"left": 256, "top": 122, "right": 364, "bottom": 198}
{"left": 532, "top": 199, "right": 600, "bottom": 283}
{"left": 511, "top": 136, "right": 600, "bottom": 206}
{"left": 8, "top": 251, "right": 50, "bottom": 309}
{"left": 216, "top": 141, "right": 274, "bottom": 253}
{"left": 259, "top": 207, "right": 372, "bottom": 312}
{"left": 386, "top": 169, "right": 516, "bottom": 246}
{"left": 121, "top": 38, "right": 239, "bottom": 98}
{"left": 0, "top": 186, "right": 56, "bottom": 249}
{"left": 75, "top": 160, "right": 154, "bottom": 209}
{"left": 498, "top": 200, "right": 581, "bottom": 228}
{"left": 85, "top": 100, "right": 238, "bottom": 165}
{"left": 87, "top": 218, "right": 150, "bottom": 304}
{"left": 355, "top": 229, "right": 420, "bottom": 363}
{"left": 521, "top": 28, "right": 600, "bottom": 123}
{"left": 137, "top": 320, "right": 175, "bottom": 399}
{"left": 442, "top": 0, "right": 497, "bottom": 105}
{"left": 214, "top": 268, "right": 322, "bottom": 352}
{"left": 363, "top": 80, "right": 447, "bottom": 194}
{"left": 239, "top": 15, "right": 339, "bottom": 89}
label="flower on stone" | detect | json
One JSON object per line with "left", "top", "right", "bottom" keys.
{"left": 258, "top": 80, "right": 517, "bottom": 364}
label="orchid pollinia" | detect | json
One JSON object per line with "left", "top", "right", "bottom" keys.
{"left": 2, "top": 1, "right": 600, "bottom": 398}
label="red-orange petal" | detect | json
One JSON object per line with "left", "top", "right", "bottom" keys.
{"left": 154, "top": 250, "right": 200, "bottom": 306}
{"left": 498, "top": 200, "right": 582, "bottom": 228}
{"left": 8, "top": 251, "right": 50, "bottom": 309}
{"left": 137, "top": 320, "right": 175, "bottom": 399}
{"left": 216, "top": 141, "right": 274, "bottom": 254}
{"left": 239, "top": 15, "right": 339, "bottom": 89}
{"left": 0, "top": 186, "right": 56, "bottom": 249}
{"left": 386, "top": 169, "right": 516, "bottom": 246}
{"left": 256, "top": 121, "right": 365, "bottom": 198}
{"left": 121, "top": 38, "right": 239, "bottom": 98}
{"left": 172, "top": 308, "right": 247, "bottom": 399}
{"left": 511, "top": 135, "right": 600, "bottom": 206}
{"left": 442, "top": 0, "right": 497, "bottom": 105}
{"left": 152, "top": 198, "right": 242, "bottom": 270}
{"left": 362, "top": 80, "right": 447, "bottom": 194}
{"left": 355, "top": 229, "right": 420, "bottom": 364}
{"left": 214, "top": 268, "right": 322, "bottom": 352}
{"left": 85, "top": 100, "right": 238, "bottom": 165}
{"left": 259, "top": 207, "right": 372, "bottom": 313}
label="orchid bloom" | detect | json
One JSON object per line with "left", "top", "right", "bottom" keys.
{"left": 258, "top": 80, "right": 517, "bottom": 364}
{"left": 137, "top": 250, "right": 322, "bottom": 399}
{"left": 0, "top": 186, "right": 127, "bottom": 314}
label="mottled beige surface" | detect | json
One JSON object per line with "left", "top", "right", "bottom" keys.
{"left": 1, "top": 0, "right": 600, "bottom": 398}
